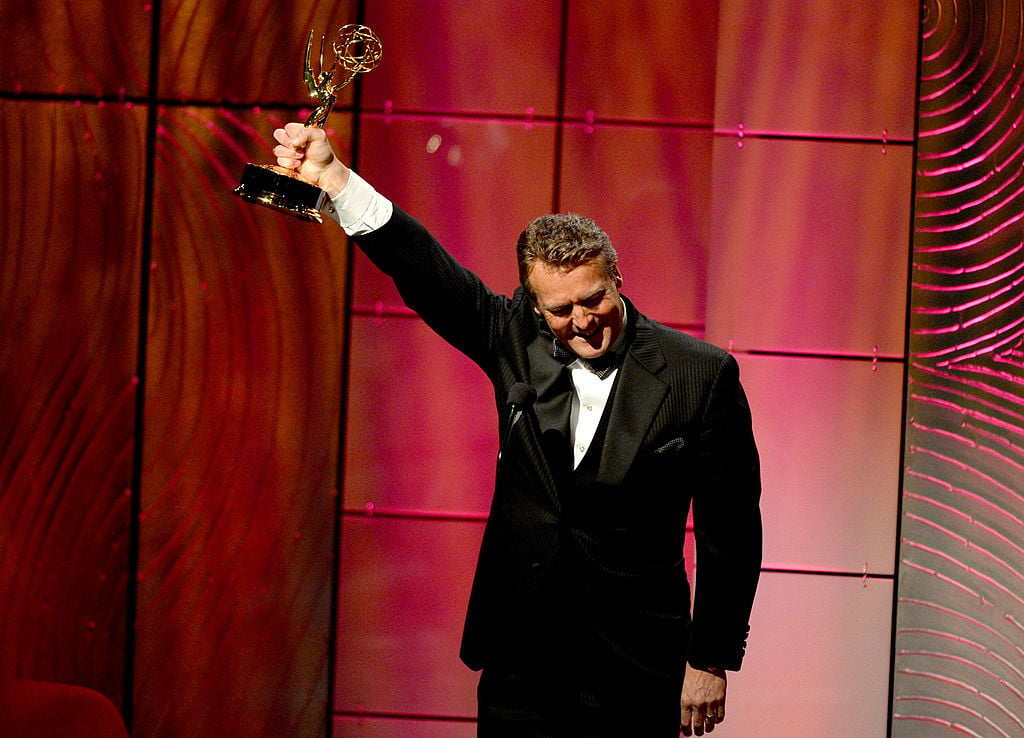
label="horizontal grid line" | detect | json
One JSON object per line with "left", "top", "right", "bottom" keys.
{"left": 344, "top": 506, "right": 488, "bottom": 522}
{"left": 0, "top": 91, "right": 915, "bottom": 147}
{"left": 763, "top": 567, "right": 896, "bottom": 580}
{"left": 334, "top": 709, "right": 476, "bottom": 724}
{"left": 743, "top": 348, "right": 908, "bottom": 363}
{"left": 340, "top": 511, "right": 897, "bottom": 580}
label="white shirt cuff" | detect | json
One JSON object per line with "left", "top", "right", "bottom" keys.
{"left": 323, "top": 170, "right": 393, "bottom": 235}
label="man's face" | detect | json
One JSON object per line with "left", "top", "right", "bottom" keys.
{"left": 529, "top": 258, "right": 624, "bottom": 360}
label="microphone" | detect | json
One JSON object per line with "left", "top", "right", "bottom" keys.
{"left": 500, "top": 382, "right": 536, "bottom": 462}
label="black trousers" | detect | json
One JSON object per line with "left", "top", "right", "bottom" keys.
{"left": 477, "top": 663, "right": 681, "bottom": 737}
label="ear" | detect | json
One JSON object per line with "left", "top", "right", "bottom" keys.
{"left": 612, "top": 267, "right": 623, "bottom": 289}
{"left": 524, "top": 276, "right": 541, "bottom": 313}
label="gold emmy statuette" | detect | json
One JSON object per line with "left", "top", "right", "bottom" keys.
{"left": 234, "top": 25, "right": 382, "bottom": 222}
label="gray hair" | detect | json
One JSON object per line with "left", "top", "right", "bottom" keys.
{"left": 516, "top": 213, "right": 619, "bottom": 297}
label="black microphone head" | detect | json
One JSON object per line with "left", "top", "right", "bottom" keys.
{"left": 507, "top": 382, "right": 537, "bottom": 407}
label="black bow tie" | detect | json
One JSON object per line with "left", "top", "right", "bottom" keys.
{"left": 552, "top": 339, "right": 619, "bottom": 379}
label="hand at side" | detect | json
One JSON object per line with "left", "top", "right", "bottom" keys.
{"left": 680, "top": 663, "right": 726, "bottom": 736}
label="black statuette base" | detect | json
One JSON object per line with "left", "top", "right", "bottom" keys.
{"left": 233, "top": 163, "right": 329, "bottom": 223}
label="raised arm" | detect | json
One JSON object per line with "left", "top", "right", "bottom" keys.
{"left": 270, "top": 122, "right": 512, "bottom": 372}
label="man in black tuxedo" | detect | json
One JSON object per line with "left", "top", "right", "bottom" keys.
{"left": 272, "top": 122, "right": 762, "bottom": 737}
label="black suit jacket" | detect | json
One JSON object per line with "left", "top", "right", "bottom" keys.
{"left": 355, "top": 207, "right": 762, "bottom": 686}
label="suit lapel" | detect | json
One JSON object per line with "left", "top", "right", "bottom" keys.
{"left": 596, "top": 313, "right": 668, "bottom": 488}
{"left": 500, "top": 291, "right": 569, "bottom": 510}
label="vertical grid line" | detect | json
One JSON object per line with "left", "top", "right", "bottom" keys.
{"left": 330, "top": 2, "right": 370, "bottom": 735}
{"left": 551, "top": 0, "right": 571, "bottom": 214}
{"left": 886, "top": 4, "right": 929, "bottom": 736}
{"left": 124, "top": 0, "right": 163, "bottom": 728}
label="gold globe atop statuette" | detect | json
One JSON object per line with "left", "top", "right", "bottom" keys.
{"left": 234, "top": 25, "right": 383, "bottom": 222}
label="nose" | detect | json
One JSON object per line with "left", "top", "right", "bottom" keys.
{"left": 571, "top": 305, "right": 594, "bottom": 330}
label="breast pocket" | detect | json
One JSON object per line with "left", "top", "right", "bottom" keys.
{"left": 624, "top": 432, "right": 695, "bottom": 511}
{"left": 652, "top": 436, "right": 688, "bottom": 456}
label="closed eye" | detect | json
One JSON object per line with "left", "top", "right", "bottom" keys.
{"left": 541, "top": 286, "right": 609, "bottom": 319}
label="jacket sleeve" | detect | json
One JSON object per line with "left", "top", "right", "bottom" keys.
{"left": 352, "top": 206, "right": 511, "bottom": 371}
{"left": 687, "top": 353, "right": 762, "bottom": 671}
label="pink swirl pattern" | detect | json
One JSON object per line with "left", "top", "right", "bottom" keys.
{"left": 895, "top": 1, "right": 1024, "bottom": 735}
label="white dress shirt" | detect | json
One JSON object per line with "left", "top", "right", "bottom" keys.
{"left": 326, "top": 171, "right": 393, "bottom": 235}
{"left": 567, "top": 361, "right": 618, "bottom": 469}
